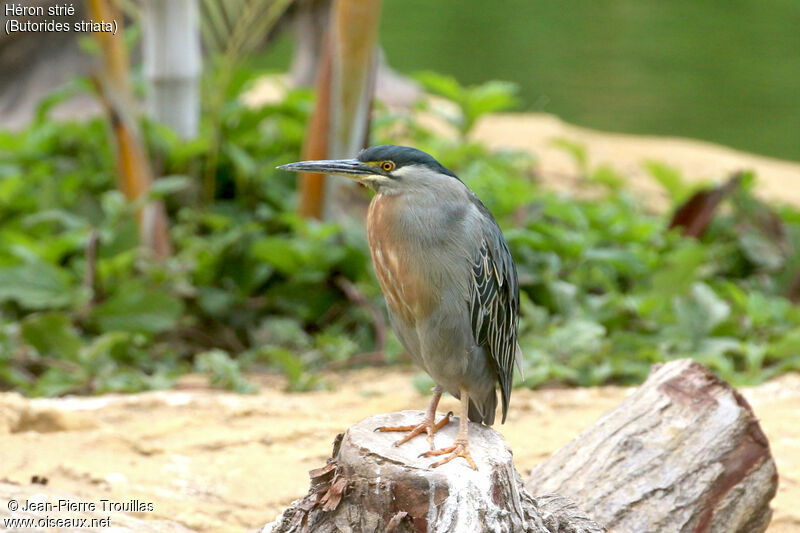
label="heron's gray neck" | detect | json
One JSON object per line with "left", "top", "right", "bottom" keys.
{"left": 370, "top": 184, "right": 472, "bottom": 250}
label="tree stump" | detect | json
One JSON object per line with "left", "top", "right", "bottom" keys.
{"left": 526, "top": 359, "right": 778, "bottom": 532}
{"left": 262, "top": 410, "right": 603, "bottom": 533}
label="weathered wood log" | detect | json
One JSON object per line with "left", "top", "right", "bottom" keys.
{"left": 526, "top": 359, "right": 778, "bottom": 533}
{"left": 262, "top": 410, "right": 603, "bottom": 533}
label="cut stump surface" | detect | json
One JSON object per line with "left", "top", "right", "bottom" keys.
{"left": 263, "top": 410, "right": 603, "bottom": 533}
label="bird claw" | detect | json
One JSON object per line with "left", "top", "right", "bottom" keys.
{"left": 374, "top": 411, "right": 452, "bottom": 449}
{"left": 422, "top": 440, "right": 477, "bottom": 470}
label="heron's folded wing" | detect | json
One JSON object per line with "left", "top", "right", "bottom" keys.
{"left": 468, "top": 216, "right": 519, "bottom": 423}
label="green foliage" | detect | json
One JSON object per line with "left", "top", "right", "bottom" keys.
{"left": 0, "top": 261, "right": 81, "bottom": 309}
{"left": 1, "top": 69, "right": 799, "bottom": 396}
{"left": 550, "top": 138, "right": 588, "bottom": 174}
{"left": 505, "top": 171, "right": 800, "bottom": 387}
{"left": 0, "top": 77, "right": 378, "bottom": 395}
{"left": 412, "top": 372, "right": 436, "bottom": 396}
{"left": 414, "top": 72, "right": 520, "bottom": 136}
{"left": 91, "top": 281, "right": 184, "bottom": 335}
{"left": 194, "top": 349, "right": 257, "bottom": 394}
{"left": 643, "top": 160, "right": 699, "bottom": 203}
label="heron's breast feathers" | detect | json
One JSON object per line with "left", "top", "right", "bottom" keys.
{"left": 367, "top": 194, "right": 439, "bottom": 325}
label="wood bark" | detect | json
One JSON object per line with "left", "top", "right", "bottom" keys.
{"left": 262, "top": 410, "right": 603, "bottom": 533}
{"left": 526, "top": 359, "right": 778, "bottom": 533}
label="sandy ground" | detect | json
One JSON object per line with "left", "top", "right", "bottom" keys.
{"left": 1, "top": 368, "right": 799, "bottom": 532}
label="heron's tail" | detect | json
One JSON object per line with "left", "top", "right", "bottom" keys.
{"left": 468, "top": 390, "right": 497, "bottom": 425}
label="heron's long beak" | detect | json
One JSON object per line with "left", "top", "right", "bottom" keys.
{"left": 277, "top": 159, "right": 376, "bottom": 180}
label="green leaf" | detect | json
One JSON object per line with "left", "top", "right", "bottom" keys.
{"left": 738, "top": 229, "right": 785, "bottom": 271}
{"left": 412, "top": 372, "right": 435, "bottom": 395}
{"left": 251, "top": 317, "right": 310, "bottom": 349}
{"left": 225, "top": 143, "right": 258, "bottom": 178}
{"left": 148, "top": 175, "right": 192, "bottom": 199}
{"left": 689, "top": 282, "right": 731, "bottom": 333}
{"left": 250, "top": 237, "right": 302, "bottom": 274}
{"left": 589, "top": 165, "right": 625, "bottom": 189}
{"left": 643, "top": 160, "right": 690, "bottom": 203}
{"left": 91, "top": 282, "right": 184, "bottom": 335}
{"left": 551, "top": 138, "right": 588, "bottom": 173}
{"left": 413, "top": 73, "right": 519, "bottom": 133}
{"left": 197, "top": 286, "right": 235, "bottom": 317}
{"left": 263, "top": 347, "right": 322, "bottom": 392}
{"left": 195, "top": 349, "right": 257, "bottom": 394}
{"left": 21, "top": 312, "right": 82, "bottom": 360}
{"left": 414, "top": 71, "right": 464, "bottom": 102}
{"left": 251, "top": 233, "right": 345, "bottom": 278}
{"left": 464, "top": 80, "right": 519, "bottom": 128}
{"left": 770, "top": 328, "right": 800, "bottom": 360}
{"left": 549, "top": 319, "right": 606, "bottom": 357}
{"left": 0, "top": 261, "right": 77, "bottom": 309}
{"left": 650, "top": 242, "right": 707, "bottom": 299}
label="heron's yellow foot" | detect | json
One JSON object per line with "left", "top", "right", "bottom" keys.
{"left": 421, "top": 439, "right": 478, "bottom": 470}
{"left": 375, "top": 411, "right": 452, "bottom": 450}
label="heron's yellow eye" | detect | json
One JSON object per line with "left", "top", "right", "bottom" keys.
{"left": 381, "top": 161, "right": 395, "bottom": 172}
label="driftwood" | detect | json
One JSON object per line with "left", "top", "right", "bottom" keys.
{"left": 526, "top": 359, "right": 778, "bottom": 532}
{"left": 262, "top": 411, "right": 603, "bottom": 533}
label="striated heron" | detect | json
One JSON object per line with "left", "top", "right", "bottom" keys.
{"left": 278, "top": 145, "right": 521, "bottom": 469}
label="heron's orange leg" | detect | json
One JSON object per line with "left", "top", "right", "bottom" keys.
{"left": 421, "top": 390, "right": 477, "bottom": 470}
{"left": 375, "top": 388, "right": 451, "bottom": 450}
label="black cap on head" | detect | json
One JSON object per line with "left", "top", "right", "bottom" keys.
{"left": 357, "top": 145, "right": 458, "bottom": 178}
